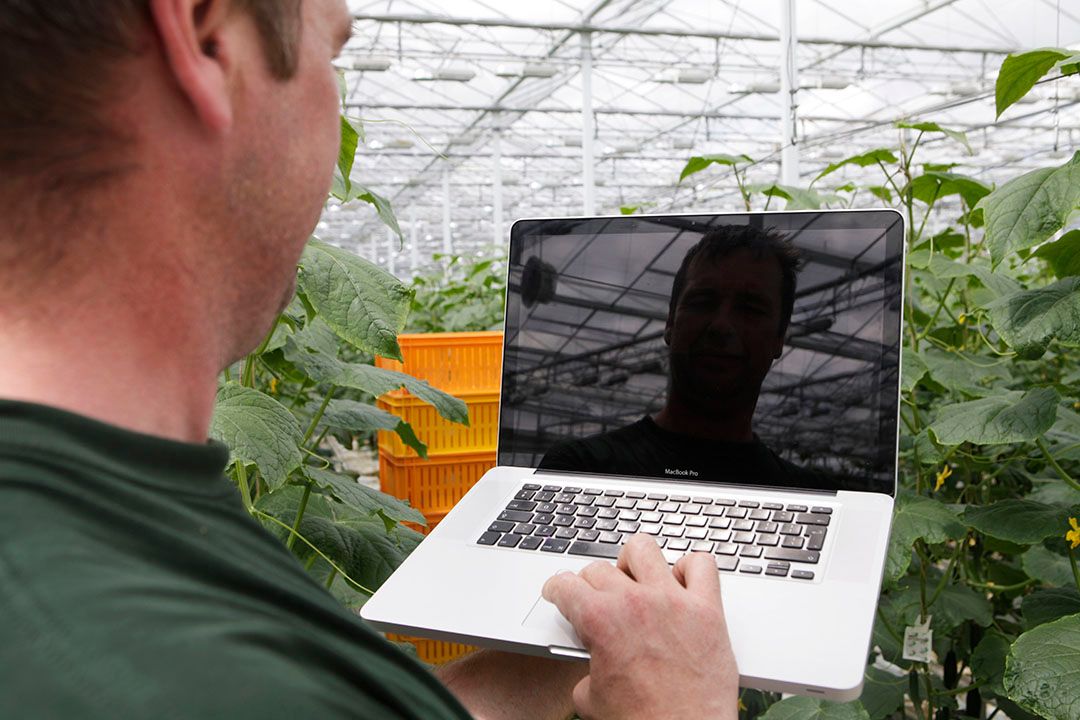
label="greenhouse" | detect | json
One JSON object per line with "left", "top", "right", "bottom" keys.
{"left": 1, "top": 1, "right": 1079, "bottom": 719}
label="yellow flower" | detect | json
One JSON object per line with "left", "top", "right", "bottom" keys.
{"left": 269, "top": 377, "right": 279, "bottom": 395}
{"left": 958, "top": 313, "right": 967, "bottom": 325}
{"left": 1067, "top": 517, "right": 1080, "bottom": 550}
{"left": 934, "top": 465, "right": 952, "bottom": 492}
{"left": 738, "top": 699, "right": 748, "bottom": 712}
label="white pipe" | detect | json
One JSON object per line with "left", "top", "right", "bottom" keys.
{"left": 779, "top": 0, "right": 799, "bottom": 185}
{"left": 581, "top": 31, "right": 596, "bottom": 215}
{"left": 493, "top": 131, "right": 504, "bottom": 245}
{"left": 442, "top": 167, "right": 453, "bottom": 257}
{"left": 409, "top": 208, "right": 419, "bottom": 276}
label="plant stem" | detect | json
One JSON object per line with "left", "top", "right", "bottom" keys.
{"left": 1036, "top": 437, "right": 1080, "bottom": 492}
{"left": 286, "top": 481, "right": 313, "bottom": 551}
{"left": 235, "top": 462, "right": 254, "bottom": 514}
{"left": 302, "top": 386, "right": 337, "bottom": 446}
{"left": 1070, "top": 546, "right": 1080, "bottom": 595}
{"left": 917, "top": 279, "right": 956, "bottom": 341}
{"left": 325, "top": 567, "right": 338, "bottom": 589}
{"left": 253, "top": 508, "right": 374, "bottom": 595}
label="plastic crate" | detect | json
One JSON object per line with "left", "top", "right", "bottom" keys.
{"left": 379, "top": 449, "right": 496, "bottom": 517}
{"left": 376, "top": 331, "right": 503, "bottom": 396}
{"left": 386, "top": 633, "right": 476, "bottom": 665}
{"left": 377, "top": 391, "right": 499, "bottom": 458}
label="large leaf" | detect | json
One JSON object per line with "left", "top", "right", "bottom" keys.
{"left": 989, "top": 277, "right": 1080, "bottom": 359}
{"left": 971, "top": 630, "right": 1012, "bottom": 697}
{"left": 859, "top": 667, "right": 906, "bottom": 720}
{"left": 923, "top": 254, "right": 1020, "bottom": 298}
{"left": 678, "top": 154, "right": 752, "bottom": 182}
{"left": 356, "top": 185, "right": 403, "bottom": 240}
{"left": 815, "top": 148, "right": 898, "bottom": 182}
{"left": 884, "top": 580, "right": 993, "bottom": 634}
{"left": 885, "top": 494, "right": 966, "bottom": 582}
{"left": 995, "top": 48, "right": 1073, "bottom": 118}
{"left": 909, "top": 172, "right": 989, "bottom": 207}
{"left": 284, "top": 337, "right": 469, "bottom": 425}
{"left": 304, "top": 467, "right": 427, "bottom": 526}
{"left": 1023, "top": 588, "right": 1080, "bottom": 630}
{"left": 759, "top": 696, "right": 870, "bottom": 720}
{"left": 747, "top": 183, "right": 838, "bottom": 210}
{"left": 298, "top": 240, "right": 413, "bottom": 360}
{"left": 318, "top": 398, "right": 428, "bottom": 459}
{"left": 336, "top": 114, "right": 361, "bottom": 196}
{"left": 928, "top": 388, "right": 1060, "bottom": 446}
{"left": 920, "top": 347, "right": 1013, "bottom": 394}
{"left": 978, "top": 151, "right": 1080, "bottom": 267}
{"left": 1035, "top": 230, "right": 1080, "bottom": 279}
{"left": 900, "top": 348, "right": 928, "bottom": 393}
{"left": 210, "top": 383, "right": 304, "bottom": 490}
{"left": 963, "top": 500, "right": 1071, "bottom": 545}
{"left": 1021, "top": 544, "right": 1075, "bottom": 587}
{"left": 896, "top": 121, "right": 972, "bottom": 155}
{"left": 1003, "top": 613, "right": 1080, "bottom": 720}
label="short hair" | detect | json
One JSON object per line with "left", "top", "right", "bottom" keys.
{"left": 668, "top": 225, "right": 802, "bottom": 335}
{"left": 0, "top": 0, "right": 302, "bottom": 183}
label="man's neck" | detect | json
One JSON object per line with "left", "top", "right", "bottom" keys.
{"left": 653, "top": 393, "right": 755, "bottom": 443}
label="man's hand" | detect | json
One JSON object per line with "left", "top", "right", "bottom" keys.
{"left": 542, "top": 534, "right": 739, "bottom": 720}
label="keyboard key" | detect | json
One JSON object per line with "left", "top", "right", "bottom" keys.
{"left": 668, "top": 538, "right": 690, "bottom": 552}
{"left": 691, "top": 540, "right": 714, "bottom": 553}
{"left": 647, "top": 492, "right": 667, "bottom": 500}
{"left": 772, "top": 511, "right": 794, "bottom": 523}
{"left": 541, "top": 538, "right": 571, "bottom": 553}
{"left": 661, "top": 526, "right": 685, "bottom": 538}
{"left": 603, "top": 489, "right": 624, "bottom": 497}
{"left": 555, "top": 493, "right": 575, "bottom": 504}
{"left": 670, "top": 494, "right": 690, "bottom": 503}
{"left": 693, "top": 496, "right": 713, "bottom": 504}
{"left": 616, "top": 521, "right": 641, "bottom": 533}
{"left": 662, "top": 515, "right": 685, "bottom": 526}
{"left": 477, "top": 531, "right": 501, "bottom": 545}
{"left": 523, "top": 483, "right": 541, "bottom": 491}
{"left": 582, "top": 487, "right": 603, "bottom": 496}
{"left": 576, "top": 506, "right": 599, "bottom": 518}
{"left": 658, "top": 501, "right": 680, "bottom": 513}
{"left": 568, "top": 541, "right": 620, "bottom": 559}
{"left": 534, "top": 491, "right": 555, "bottom": 502}
{"left": 732, "top": 520, "right": 754, "bottom": 532}
{"left": 640, "top": 523, "right": 662, "bottom": 536}
{"left": 739, "top": 545, "right": 763, "bottom": 558}
{"left": 626, "top": 491, "right": 647, "bottom": 499}
{"left": 520, "top": 536, "right": 543, "bottom": 550}
{"left": 615, "top": 498, "right": 637, "bottom": 509}
{"left": 555, "top": 504, "right": 576, "bottom": 515}
{"left": 811, "top": 506, "right": 833, "bottom": 514}
{"left": 685, "top": 527, "right": 708, "bottom": 540}
{"left": 748, "top": 509, "right": 771, "bottom": 521}
{"left": 640, "top": 511, "right": 662, "bottom": 523}
{"left": 782, "top": 535, "right": 805, "bottom": 549}
{"left": 709, "top": 529, "right": 732, "bottom": 542}
{"left": 681, "top": 504, "right": 702, "bottom": 516}
{"left": 708, "top": 517, "right": 732, "bottom": 530}
{"left": 764, "top": 548, "right": 820, "bottom": 564}
{"left": 715, "top": 555, "right": 739, "bottom": 571}
{"left": 714, "top": 542, "right": 739, "bottom": 556}
{"left": 573, "top": 495, "right": 595, "bottom": 506}
{"left": 514, "top": 489, "right": 536, "bottom": 501}
{"left": 542, "top": 485, "right": 561, "bottom": 492}
{"left": 579, "top": 529, "right": 600, "bottom": 542}
{"left": 714, "top": 498, "right": 736, "bottom": 506}
{"left": 553, "top": 516, "right": 574, "bottom": 528}
{"left": 618, "top": 509, "right": 641, "bottom": 521}
{"left": 740, "top": 564, "right": 762, "bottom": 574}
{"left": 533, "top": 514, "right": 555, "bottom": 525}
{"left": 756, "top": 521, "right": 778, "bottom": 534}
{"left": 564, "top": 487, "right": 582, "bottom": 494}
{"left": 765, "top": 565, "right": 788, "bottom": 577}
{"left": 779, "top": 523, "right": 802, "bottom": 535}
{"left": 636, "top": 500, "right": 658, "bottom": 511}
{"left": 596, "top": 519, "right": 618, "bottom": 531}
{"left": 498, "top": 533, "right": 522, "bottom": 548}
{"left": 555, "top": 528, "right": 578, "bottom": 540}
{"left": 738, "top": 500, "right": 759, "bottom": 508}
{"left": 786, "top": 504, "right": 808, "bottom": 513}
{"left": 725, "top": 508, "right": 747, "bottom": 519}
{"left": 733, "top": 532, "right": 756, "bottom": 544}
{"left": 536, "top": 502, "right": 557, "bottom": 514}
{"left": 807, "top": 535, "right": 825, "bottom": 551}
{"left": 513, "top": 523, "right": 538, "bottom": 535}
{"left": 594, "top": 496, "right": 616, "bottom": 508}
{"left": 797, "top": 513, "right": 831, "bottom": 527}
{"left": 597, "top": 508, "right": 619, "bottom": 519}
{"left": 762, "top": 502, "right": 783, "bottom": 510}
{"left": 488, "top": 521, "right": 515, "bottom": 533}
{"left": 498, "top": 510, "right": 533, "bottom": 523}
{"left": 573, "top": 517, "right": 597, "bottom": 529}
{"left": 791, "top": 570, "right": 815, "bottom": 580}
{"left": 534, "top": 525, "right": 557, "bottom": 537}
{"left": 704, "top": 506, "right": 727, "bottom": 517}
{"left": 599, "top": 531, "right": 623, "bottom": 544}
{"left": 756, "top": 533, "right": 780, "bottom": 547}
{"left": 685, "top": 516, "right": 708, "bottom": 528}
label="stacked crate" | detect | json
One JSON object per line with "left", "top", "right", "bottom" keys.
{"left": 375, "top": 331, "right": 502, "bottom": 664}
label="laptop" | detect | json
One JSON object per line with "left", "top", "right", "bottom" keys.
{"left": 362, "top": 209, "right": 903, "bottom": 700}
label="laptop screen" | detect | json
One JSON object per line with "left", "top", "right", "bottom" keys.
{"left": 497, "top": 211, "right": 904, "bottom": 496}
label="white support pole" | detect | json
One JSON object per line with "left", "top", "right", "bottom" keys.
{"left": 779, "top": 0, "right": 800, "bottom": 185}
{"left": 581, "top": 31, "right": 596, "bottom": 215}
{"left": 409, "top": 208, "right": 420, "bottom": 276}
{"left": 386, "top": 226, "right": 396, "bottom": 277}
{"left": 493, "top": 131, "right": 504, "bottom": 246}
{"left": 442, "top": 167, "right": 453, "bottom": 257}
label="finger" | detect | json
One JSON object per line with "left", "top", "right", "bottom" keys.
{"left": 674, "top": 551, "right": 722, "bottom": 600}
{"left": 542, "top": 571, "right": 595, "bottom": 630}
{"left": 579, "top": 559, "right": 631, "bottom": 591}
{"left": 572, "top": 674, "right": 595, "bottom": 720}
{"left": 616, "top": 534, "right": 676, "bottom": 586}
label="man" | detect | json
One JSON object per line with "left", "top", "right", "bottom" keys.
{"left": 0, "top": 1, "right": 738, "bottom": 718}
{"left": 541, "top": 226, "right": 821, "bottom": 489}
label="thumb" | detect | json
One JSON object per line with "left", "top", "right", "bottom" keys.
{"left": 573, "top": 673, "right": 596, "bottom": 720}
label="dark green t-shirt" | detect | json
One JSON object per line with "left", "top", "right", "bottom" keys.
{"left": 0, "top": 400, "right": 472, "bottom": 719}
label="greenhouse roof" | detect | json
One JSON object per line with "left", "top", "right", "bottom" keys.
{"left": 322, "top": 0, "right": 1080, "bottom": 274}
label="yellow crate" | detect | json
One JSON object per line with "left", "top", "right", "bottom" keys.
{"left": 379, "top": 449, "right": 496, "bottom": 517}
{"left": 386, "top": 633, "right": 477, "bottom": 666}
{"left": 376, "top": 331, "right": 503, "bottom": 396}
{"left": 377, "top": 391, "right": 499, "bottom": 458}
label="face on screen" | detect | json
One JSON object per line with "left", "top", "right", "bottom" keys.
{"left": 665, "top": 249, "right": 786, "bottom": 417}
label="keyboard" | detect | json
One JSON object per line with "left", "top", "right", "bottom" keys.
{"left": 475, "top": 483, "right": 834, "bottom": 581}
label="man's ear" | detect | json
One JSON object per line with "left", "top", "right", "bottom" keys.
{"left": 663, "top": 321, "right": 673, "bottom": 347}
{"left": 149, "top": 0, "right": 234, "bottom": 132}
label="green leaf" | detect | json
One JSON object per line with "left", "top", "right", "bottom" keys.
{"left": 678, "top": 153, "right": 752, "bottom": 182}
{"left": 909, "top": 172, "right": 990, "bottom": 207}
{"left": 318, "top": 398, "right": 428, "bottom": 459}
{"left": 979, "top": 151, "right": 1080, "bottom": 267}
{"left": 209, "top": 383, "right": 304, "bottom": 490}
{"left": 971, "top": 630, "right": 1012, "bottom": 697}
{"left": 901, "top": 347, "right": 928, "bottom": 393}
{"left": 815, "top": 148, "right": 898, "bottom": 182}
{"left": 304, "top": 467, "right": 426, "bottom": 526}
{"left": 356, "top": 185, "right": 403, "bottom": 241}
{"left": 928, "top": 388, "right": 1060, "bottom": 446}
{"left": 996, "top": 48, "right": 1072, "bottom": 118}
{"left": 298, "top": 240, "right": 413, "bottom": 360}
{"left": 284, "top": 337, "right": 469, "bottom": 425}
{"left": 1004, "top": 612, "right": 1080, "bottom": 720}
{"left": 859, "top": 667, "right": 906, "bottom": 720}
{"left": 988, "top": 277, "right": 1080, "bottom": 359}
{"left": 895, "top": 121, "right": 973, "bottom": 155}
{"left": 748, "top": 183, "right": 837, "bottom": 210}
{"left": 1061, "top": 54, "right": 1080, "bottom": 75}
{"left": 759, "top": 696, "right": 870, "bottom": 720}
{"left": 925, "top": 254, "right": 1021, "bottom": 298}
{"left": 1023, "top": 588, "right": 1080, "bottom": 630}
{"left": 963, "top": 499, "right": 1071, "bottom": 545}
{"left": 619, "top": 205, "right": 640, "bottom": 215}
{"left": 1035, "top": 230, "right": 1080, "bottom": 279}
{"left": 885, "top": 494, "right": 966, "bottom": 582}
{"left": 337, "top": 115, "right": 361, "bottom": 193}
{"left": 884, "top": 580, "right": 994, "bottom": 634}
{"left": 868, "top": 186, "right": 893, "bottom": 204}
{"left": 920, "top": 347, "right": 1013, "bottom": 394}
{"left": 1021, "top": 544, "right": 1075, "bottom": 587}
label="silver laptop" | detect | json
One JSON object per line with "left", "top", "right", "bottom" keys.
{"left": 362, "top": 209, "right": 903, "bottom": 700}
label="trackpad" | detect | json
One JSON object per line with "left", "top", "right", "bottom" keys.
{"left": 522, "top": 595, "right": 586, "bottom": 650}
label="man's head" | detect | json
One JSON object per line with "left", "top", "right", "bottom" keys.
{"left": 663, "top": 225, "right": 801, "bottom": 417}
{"left": 0, "top": 0, "right": 352, "bottom": 364}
